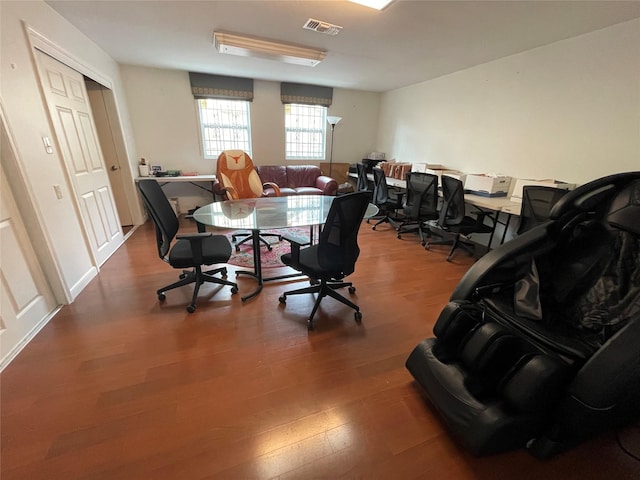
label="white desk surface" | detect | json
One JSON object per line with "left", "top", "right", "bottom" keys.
{"left": 348, "top": 172, "right": 520, "bottom": 215}
{"left": 136, "top": 174, "right": 216, "bottom": 182}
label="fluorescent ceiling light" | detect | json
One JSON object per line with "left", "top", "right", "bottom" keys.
{"left": 213, "top": 31, "right": 326, "bottom": 67}
{"left": 349, "top": 0, "right": 394, "bottom": 10}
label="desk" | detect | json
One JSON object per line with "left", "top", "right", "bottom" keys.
{"left": 193, "top": 195, "right": 378, "bottom": 302}
{"left": 136, "top": 175, "right": 218, "bottom": 200}
{"left": 348, "top": 172, "right": 519, "bottom": 247}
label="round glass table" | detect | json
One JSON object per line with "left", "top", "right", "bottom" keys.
{"left": 193, "top": 195, "right": 377, "bottom": 301}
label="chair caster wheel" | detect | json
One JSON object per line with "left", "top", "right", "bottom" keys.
{"left": 158, "top": 293, "right": 166, "bottom": 301}
{"left": 187, "top": 304, "right": 196, "bottom": 313}
{"left": 278, "top": 236, "right": 283, "bottom": 241}
{"left": 348, "top": 286, "right": 356, "bottom": 294}
{"left": 235, "top": 246, "right": 240, "bottom": 252}
{"left": 279, "top": 295, "right": 286, "bottom": 304}
{"left": 307, "top": 320, "right": 314, "bottom": 331}
{"left": 267, "top": 245, "right": 273, "bottom": 251}
{"left": 397, "top": 234, "right": 402, "bottom": 239}
{"left": 421, "top": 241, "right": 426, "bottom": 247}
{"left": 231, "top": 286, "right": 238, "bottom": 294}
{"left": 354, "top": 311, "right": 362, "bottom": 323}
{"left": 372, "top": 226, "right": 377, "bottom": 231}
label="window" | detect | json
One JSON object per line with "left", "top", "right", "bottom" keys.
{"left": 284, "top": 103, "right": 327, "bottom": 160}
{"left": 197, "top": 99, "right": 252, "bottom": 158}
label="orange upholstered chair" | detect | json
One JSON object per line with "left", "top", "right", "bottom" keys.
{"left": 216, "top": 150, "right": 280, "bottom": 200}
{"left": 216, "top": 150, "right": 282, "bottom": 251}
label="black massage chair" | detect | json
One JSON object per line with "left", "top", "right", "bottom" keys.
{"left": 406, "top": 171, "right": 640, "bottom": 458}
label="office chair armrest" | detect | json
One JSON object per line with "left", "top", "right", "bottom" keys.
{"left": 282, "top": 233, "right": 311, "bottom": 264}
{"left": 391, "top": 191, "right": 405, "bottom": 206}
{"left": 176, "top": 232, "right": 212, "bottom": 263}
{"left": 262, "top": 182, "right": 281, "bottom": 197}
{"left": 219, "top": 185, "right": 239, "bottom": 200}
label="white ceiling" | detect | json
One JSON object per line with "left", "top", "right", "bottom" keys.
{"left": 45, "top": 0, "right": 640, "bottom": 92}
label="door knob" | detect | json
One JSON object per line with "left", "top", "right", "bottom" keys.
{"left": 110, "top": 165, "right": 119, "bottom": 171}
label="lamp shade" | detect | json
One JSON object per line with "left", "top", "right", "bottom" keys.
{"left": 327, "top": 116, "right": 342, "bottom": 126}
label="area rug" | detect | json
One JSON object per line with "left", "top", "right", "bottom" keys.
{"left": 225, "top": 227, "right": 312, "bottom": 269}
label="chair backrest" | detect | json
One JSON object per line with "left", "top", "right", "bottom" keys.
{"left": 137, "top": 179, "right": 178, "bottom": 260}
{"left": 517, "top": 186, "right": 568, "bottom": 235}
{"left": 438, "top": 175, "right": 466, "bottom": 227}
{"left": 372, "top": 167, "right": 389, "bottom": 205}
{"left": 318, "top": 191, "right": 370, "bottom": 277}
{"left": 404, "top": 172, "right": 439, "bottom": 219}
{"left": 356, "top": 163, "right": 370, "bottom": 192}
{"left": 216, "top": 150, "right": 264, "bottom": 199}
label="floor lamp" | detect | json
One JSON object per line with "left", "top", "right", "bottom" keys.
{"left": 326, "top": 116, "right": 342, "bottom": 177}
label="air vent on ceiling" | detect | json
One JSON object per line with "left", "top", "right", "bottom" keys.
{"left": 303, "top": 18, "right": 342, "bottom": 36}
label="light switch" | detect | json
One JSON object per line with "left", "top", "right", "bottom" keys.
{"left": 53, "top": 185, "right": 63, "bottom": 199}
{"left": 42, "top": 136, "right": 54, "bottom": 154}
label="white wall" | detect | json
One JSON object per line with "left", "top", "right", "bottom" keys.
{"left": 120, "top": 65, "right": 381, "bottom": 210}
{"left": 378, "top": 19, "right": 640, "bottom": 185}
{"left": 1, "top": 1, "right": 141, "bottom": 301}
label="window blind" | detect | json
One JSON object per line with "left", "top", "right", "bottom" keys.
{"left": 280, "top": 82, "right": 333, "bottom": 106}
{"left": 189, "top": 72, "right": 254, "bottom": 101}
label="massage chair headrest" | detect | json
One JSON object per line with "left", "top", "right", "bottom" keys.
{"left": 607, "top": 180, "right": 640, "bottom": 236}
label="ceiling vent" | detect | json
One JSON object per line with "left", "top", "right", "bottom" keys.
{"left": 303, "top": 18, "right": 342, "bottom": 36}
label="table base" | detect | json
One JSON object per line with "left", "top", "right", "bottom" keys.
{"left": 236, "top": 229, "right": 307, "bottom": 302}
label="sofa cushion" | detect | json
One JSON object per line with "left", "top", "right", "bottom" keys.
{"left": 294, "top": 186, "right": 323, "bottom": 195}
{"left": 286, "top": 165, "right": 323, "bottom": 188}
{"left": 256, "top": 165, "right": 287, "bottom": 187}
{"left": 266, "top": 187, "right": 297, "bottom": 196}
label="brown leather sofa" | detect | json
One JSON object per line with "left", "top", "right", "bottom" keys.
{"left": 256, "top": 165, "right": 338, "bottom": 196}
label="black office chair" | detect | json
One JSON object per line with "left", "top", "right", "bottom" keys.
{"left": 371, "top": 167, "right": 404, "bottom": 230}
{"left": 426, "top": 175, "right": 493, "bottom": 261}
{"left": 278, "top": 191, "right": 370, "bottom": 330}
{"left": 406, "top": 172, "right": 640, "bottom": 458}
{"left": 137, "top": 179, "right": 238, "bottom": 313}
{"left": 517, "top": 185, "right": 568, "bottom": 235}
{"left": 396, "top": 172, "right": 439, "bottom": 246}
{"left": 356, "top": 163, "right": 373, "bottom": 200}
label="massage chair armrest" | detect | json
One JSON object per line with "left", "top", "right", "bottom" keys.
{"left": 218, "top": 185, "right": 239, "bottom": 200}
{"left": 262, "top": 182, "right": 281, "bottom": 197}
{"left": 566, "top": 316, "right": 640, "bottom": 408}
{"left": 450, "top": 226, "right": 552, "bottom": 301}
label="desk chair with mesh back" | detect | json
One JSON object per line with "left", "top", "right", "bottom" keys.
{"left": 427, "top": 175, "right": 494, "bottom": 261}
{"left": 371, "top": 166, "right": 404, "bottom": 230}
{"left": 517, "top": 185, "right": 568, "bottom": 235}
{"left": 356, "top": 163, "right": 373, "bottom": 200}
{"left": 137, "top": 179, "right": 238, "bottom": 313}
{"left": 216, "top": 150, "right": 282, "bottom": 251}
{"left": 396, "top": 172, "right": 440, "bottom": 246}
{"left": 278, "top": 192, "right": 370, "bottom": 331}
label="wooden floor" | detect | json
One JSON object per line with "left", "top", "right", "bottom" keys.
{"left": 2, "top": 218, "right": 639, "bottom": 479}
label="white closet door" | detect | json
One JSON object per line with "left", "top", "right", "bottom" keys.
{"left": 35, "top": 50, "right": 123, "bottom": 266}
{"left": 0, "top": 167, "right": 58, "bottom": 368}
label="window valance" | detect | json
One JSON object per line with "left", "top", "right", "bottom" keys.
{"left": 280, "top": 82, "right": 333, "bottom": 106}
{"left": 189, "top": 72, "right": 254, "bottom": 101}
